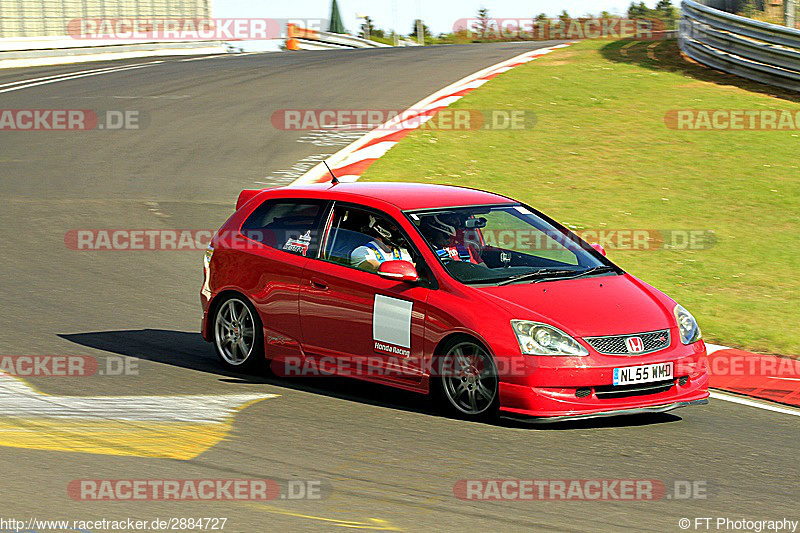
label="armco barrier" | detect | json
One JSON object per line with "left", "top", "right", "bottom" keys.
{"left": 679, "top": 0, "right": 800, "bottom": 91}
{"left": 286, "top": 24, "right": 392, "bottom": 50}
{"left": 0, "top": 37, "right": 227, "bottom": 69}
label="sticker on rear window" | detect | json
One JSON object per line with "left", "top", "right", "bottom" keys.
{"left": 283, "top": 231, "right": 311, "bottom": 256}
{"left": 514, "top": 206, "right": 533, "bottom": 215}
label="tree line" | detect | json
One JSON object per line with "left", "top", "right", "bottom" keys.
{"left": 358, "top": 2, "right": 680, "bottom": 46}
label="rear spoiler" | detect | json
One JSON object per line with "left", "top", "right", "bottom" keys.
{"left": 236, "top": 189, "right": 263, "bottom": 211}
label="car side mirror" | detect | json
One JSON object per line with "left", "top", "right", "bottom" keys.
{"left": 377, "top": 260, "right": 419, "bottom": 282}
{"left": 590, "top": 243, "right": 607, "bottom": 257}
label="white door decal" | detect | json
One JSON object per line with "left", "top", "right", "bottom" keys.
{"left": 373, "top": 294, "right": 413, "bottom": 349}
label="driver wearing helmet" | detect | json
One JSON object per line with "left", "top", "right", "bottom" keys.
{"left": 421, "top": 213, "right": 483, "bottom": 264}
{"left": 350, "top": 215, "right": 413, "bottom": 272}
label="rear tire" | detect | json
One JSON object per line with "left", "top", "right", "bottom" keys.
{"left": 434, "top": 337, "right": 499, "bottom": 421}
{"left": 212, "top": 295, "right": 265, "bottom": 373}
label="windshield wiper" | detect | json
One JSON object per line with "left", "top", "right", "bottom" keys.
{"left": 531, "top": 265, "right": 617, "bottom": 283}
{"left": 496, "top": 266, "right": 616, "bottom": 286}
{"left": 496, "top": 269, "right": 577, "bottom": 286}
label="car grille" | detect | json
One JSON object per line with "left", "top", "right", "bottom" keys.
{"left": 583, "top": 330, "right": 671, "bottom": 356}
{"left": 594, "top": 379, "right": 674, "bottom": 399}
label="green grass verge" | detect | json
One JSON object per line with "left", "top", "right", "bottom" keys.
{"left": 362, "top": 39, "right": 800, "bottom": 356}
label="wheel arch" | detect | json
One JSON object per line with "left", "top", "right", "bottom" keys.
{"left": 431, "top": 331, "right": 499, "bottom": 385}
{"left": 431, "top": 332, "right": 501, "bottom": 419}
{"left": 204, "top": 289, "right": 258, "bottom": 339}
{"left": 433, "top": 331, "right": 494, "bottom": 358}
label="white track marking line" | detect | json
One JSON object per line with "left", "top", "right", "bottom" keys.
{"left": 710, "top": 390, "right": 800, "bottom": 417}
{"left": 336, "top": 141, "right": 397, "bottom": 165}
{"left": 0, "top": 60, "right": 164, "bottom": 95}
{"left": 705, "top": 343, "right": 729, "bottom": 355}
{"left": 0, "top": 373, "right": 277, "bottom": 423}
{"left": 452, "top": 79, "right": 490, "bottom": 91}
{"left": 420, "top": 95, "right": 465, "bottom": 109}
{"left": 0, "top": 63, "right": 148, "bottom": 89}
{"left": 179, "top": 54, "right": 230, "bottom": 62}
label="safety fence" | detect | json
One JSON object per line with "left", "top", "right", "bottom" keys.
{"left": 679, "top": 0, "right": 800, "bottom": 91}
{"left": 0, "top": 0, "right": 221, "bottom": 68}
{"left": 0, "top": 0, "right": 211, "bottom": 38}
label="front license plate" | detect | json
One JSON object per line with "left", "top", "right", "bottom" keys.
{"left": 613, "top": 362, "right": 673, "bottom": 386}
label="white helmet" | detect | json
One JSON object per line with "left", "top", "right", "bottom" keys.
{"left": 368, "top": 215, "right": 402, "bottom": 247}
{"left": 424, "top": 214, "right": 457, "bottom": 237}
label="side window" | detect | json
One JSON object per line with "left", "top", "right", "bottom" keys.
{"left": 323, "top": 206, "right": 416, "bottom": 273}
{"left": 241, "top": 200, "right": 325, "bottom": 257}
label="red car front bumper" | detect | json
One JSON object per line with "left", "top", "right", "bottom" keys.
{"left": 497, "top": 339, "right": 710, "bottom": 420}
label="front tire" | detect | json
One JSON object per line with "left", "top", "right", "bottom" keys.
{"left": 212, "top": 295, "right": 264, "bottom": 372}
{"left": 436, "top": 338, "right": 499, "bottom": 421}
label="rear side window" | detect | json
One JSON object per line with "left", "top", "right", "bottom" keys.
{"left": 241, "top": 200, "right": 326, "bottom": 257}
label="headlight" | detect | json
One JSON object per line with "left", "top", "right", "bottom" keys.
{"left": 673, "top": 304, "right": 701, "bottom": 344}
{"left": 511, "top": 321, "right": 588, "bottom": 356}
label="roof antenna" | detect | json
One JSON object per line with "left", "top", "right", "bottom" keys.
{"left": 323, "top": 161, "right": 339, "bottom": 185}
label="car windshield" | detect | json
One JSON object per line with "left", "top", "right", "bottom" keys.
{"left": 407, "top": 204, "right": 614, "bottom": 285}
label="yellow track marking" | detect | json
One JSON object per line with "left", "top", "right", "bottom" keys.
{"left": 0, "top": 372, "right": 277, "bottom": 459}
{"left": 243, "top": 503, "right": 402, "bottom": 530}
{"left": 0, "top": 419, "right": 229, "bottom": 459}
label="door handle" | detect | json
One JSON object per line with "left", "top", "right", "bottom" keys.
{"left": 310, "top": 278, "right": 329, "bottom": 291}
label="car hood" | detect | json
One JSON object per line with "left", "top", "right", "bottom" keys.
{"left": 475, "top": 273, "right": 676, "bottom": 337}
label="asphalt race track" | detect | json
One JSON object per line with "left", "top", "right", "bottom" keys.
{"left": 1, "top": 43, "right": 798, "bottom": 531}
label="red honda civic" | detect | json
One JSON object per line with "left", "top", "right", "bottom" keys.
{"left": 200, "top": 182, "right": 709, "bottom": 422}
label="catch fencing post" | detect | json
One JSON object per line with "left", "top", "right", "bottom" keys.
{"left": 787, "top": 0, "right": 797, "bottom": 28}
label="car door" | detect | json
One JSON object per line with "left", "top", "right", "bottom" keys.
{"left": 234, "top": 198, "right": 330, "bottom": 365}
{"left": 298, "top": 203, "right": 431, "bottom": 387}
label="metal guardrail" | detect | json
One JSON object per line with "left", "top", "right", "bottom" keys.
{"left": 679, "top": 0, "right": 800, "bottom": 91}
{"left": 286, "top": 25, "right": 392, "bottom": 50}
{"left": 0, "top": 37, "right": 226, "bottom": 68}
